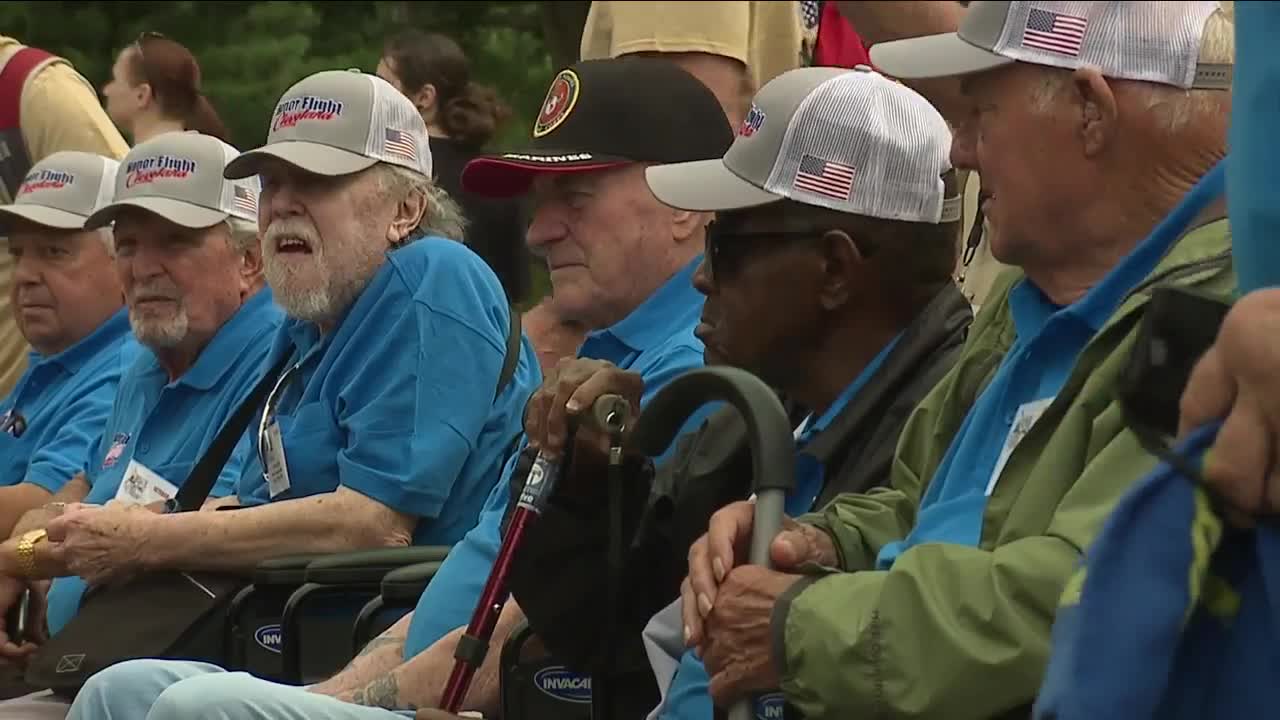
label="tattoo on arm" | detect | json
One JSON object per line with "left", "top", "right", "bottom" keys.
{"left": 332, "top": 633, "right": 402, "bottom": 676}
{"left": 358, "top": 635, "right": 401, "bottom": 657}
{"left": 352, "top": 673, "right": 413, "bottom": 710}
{"left": 311, "top": 632, "right": 405, "bottom": 697}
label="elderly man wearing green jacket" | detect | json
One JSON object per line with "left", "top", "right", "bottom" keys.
{"left": 680, "top": 3, "right": 1237, "bottom": 718}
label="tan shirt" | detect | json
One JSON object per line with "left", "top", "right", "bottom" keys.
{"left": 580, "top": 0, "right": 805, "bottom": 119}
{"left": 0, "top": 37, "right": 129, "bottom": 396}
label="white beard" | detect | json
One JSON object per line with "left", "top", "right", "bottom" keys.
{"left": 129, "top": 305, "right": 190, "bottom": 349}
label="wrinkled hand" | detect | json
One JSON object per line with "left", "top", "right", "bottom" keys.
{"left": 524, "top": 357, "right": 644, "bottom": 461}
{"left": 1180, "top": 289, "right": 1280, "bottom": 527}
{"left": 702, "top": 565, "right": 801, "bottom": 706}
{"left": 46, "top": 504, "right": 156, "bottom": 586}
{"left": 0, "top": 575, "right": 47, "bottom": 665}
{"left": 683, "top": 501, "right": 837, "bottom": 647}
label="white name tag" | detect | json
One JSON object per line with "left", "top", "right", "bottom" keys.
{"left": 985, "top": 397, "right": 1055, "bottom": 496}
{"left": 114, "top": 460, "right": 179, "bottom": 506}
{"left": 261, "top": 420, "right": 291, "bottom": 498}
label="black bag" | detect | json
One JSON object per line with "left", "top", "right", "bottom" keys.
{"left": 24, "top": 302, "right": 526, "bottom": 697}
{"left": 23, "top": 351, "right": 293, "bottom": 697}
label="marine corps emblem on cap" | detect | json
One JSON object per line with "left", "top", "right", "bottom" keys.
{"left": 532, "top": 69, "right": 580, "bottom": 138}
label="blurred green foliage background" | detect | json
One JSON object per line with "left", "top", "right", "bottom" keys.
{"left": 1, "top": 0, "right": 594, "bottom": 305}
{"left": 0, "top": 1, "right": 588, "bottom": 151}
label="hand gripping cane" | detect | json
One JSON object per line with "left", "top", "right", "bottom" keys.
{"left": 627, "top": 367, "right": 795, "bottom": 720}
{"left": 440, "top": 394, "right": 633, "bottom": 714}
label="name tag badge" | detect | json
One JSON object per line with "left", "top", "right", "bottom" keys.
{"left": 115, "top": 460, "right": 179, "bottom": 506}
{"left": 986, "top": 397, "right": 1055, "bottom": 496}
{"left": 262, "top": 420, "right": 292, "bottom": 498}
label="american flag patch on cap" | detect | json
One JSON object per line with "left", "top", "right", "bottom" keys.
{"left": 383, "top": 128, "right": 419, "bottom": 164}
{"left": 232, "top": 185, "right": 257, "bottom": 215}
{"left": 1022, "top": 7, "right": 1088, "bottom": 57}
{"left": 793, "top": 154, "right": 856, "bottom": 202}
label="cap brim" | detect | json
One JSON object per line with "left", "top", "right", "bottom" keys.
{"left": 461, "top": 153, "right": 632, "bottom": 198}
{"left": 224, "top": 141, "right": 378, "bottom": 180}
{"left": 84, "top": 198, "right": 228, "bottom": 231}
{"left": 0, "top": 204, "right": 91, "bottom": 231}
{"left": 644, "top": 160, "right": 782, "bottom": 212}
{"left": 870, "top": 32, "right": 1014, "bottom": 80}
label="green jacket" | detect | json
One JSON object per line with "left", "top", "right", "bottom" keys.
{"left": 774, "top": 217, "right": 1235, "bottom": 719}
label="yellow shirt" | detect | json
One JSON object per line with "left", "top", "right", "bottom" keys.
{"left": 0, "top": 37, "right": 129, "bottom": 396}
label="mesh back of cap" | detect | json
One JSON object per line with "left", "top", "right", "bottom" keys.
{"left": 366, "top": 78, "right": 434, "bottom": 178}
{"left": 763, "top": 71, "right": 952, "bottom": 223}
{"left": 993, "top": 1, "right": 1220, "bottom": 88}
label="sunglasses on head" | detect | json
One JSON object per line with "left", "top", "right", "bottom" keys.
{"left": 133, "top": 31, "right": 167, "bottom": 63}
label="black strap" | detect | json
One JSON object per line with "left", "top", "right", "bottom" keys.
{"left": 171, "top": 352, "right": 294, "bottom": 512}
{"left": 962, "top": 203, "right": 984, "bottom": 268}
{"left": 494, "top": 303, "right": 522, "bottom": 401}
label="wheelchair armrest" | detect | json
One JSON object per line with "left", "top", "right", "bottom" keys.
{"left": 252, "top": 554, "right": 330, "bottom": 586}
{"left": 380, "top": 560, "right": 445, "bottom": 605}
{"left": 302, "top": 546, "right": 452, "bottom": 586}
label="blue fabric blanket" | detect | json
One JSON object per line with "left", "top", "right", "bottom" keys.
{"left": 1034, "top": 423, "right": 1280, "bottom": 719}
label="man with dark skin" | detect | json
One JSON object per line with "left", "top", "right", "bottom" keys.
{"left": 508, "top": 66, "right": 972, "bottom": 719}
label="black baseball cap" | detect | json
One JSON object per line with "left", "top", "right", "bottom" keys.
{"left": 461, "top": 56, "right": 734, "bottom": 198}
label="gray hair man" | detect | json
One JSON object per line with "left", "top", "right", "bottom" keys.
{"left": 0, "top": 152, "right": 131, "bottom": 539}
{"left": 0, "top": 131, "right": 282, "bottom": 719}
{"left": 680, "top": 2, "right": 1238, "bottom": 717}
{"left": 46, "top": 68, "right": 541, "bottom": 720}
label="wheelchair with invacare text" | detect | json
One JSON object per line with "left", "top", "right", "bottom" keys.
{"left": 225, "top": 545, "right": 450, "bottom": 685}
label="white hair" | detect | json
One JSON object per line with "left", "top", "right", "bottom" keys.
{"left": 223, "top": 216, "right": 259, "bottom": 253}
{"left": 98, "top": 226, "right": 114, "bottom": 255}
{"left": 1030, "top": 8, "right": 1234, "bottom": 134}
{"left": 374, "top": 164, "right": 468, "bottom": 244}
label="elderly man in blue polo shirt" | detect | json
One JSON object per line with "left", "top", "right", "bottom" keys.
{"left": 0, "top": 131, "right": 282, "bottom": 718}
{"left": 0, "top": 152, "right": 136, "bottom": 540}
{"left": 65, "top": 57, "right": 732, "bottom": 720}
{"left": 57, "top": 66, "right": 542, "bottom": 720}
{"left": 41, "top": 68, "right": 539, "bottom": 581}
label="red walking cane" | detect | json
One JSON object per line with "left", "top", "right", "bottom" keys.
{"left": 440, "top": 394, "right": 632, "bottom": 713}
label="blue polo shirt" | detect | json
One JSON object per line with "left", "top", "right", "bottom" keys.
{"left": 45, "top": 286, "right": 285, "bottom": 636}
{"left": 877, "top": 160, "right": 1227, "bottom": 569}
{"left": 235, "top": 236, "right": 540, "bottom": 549}
{"left": 402, "top": 256, "right": 708, "bottom": 659}
{"left": 1231, "top": 1, "right": 1280, "bottom": 292}
{"left": 662, "top": 332, "right": 902, "bottom": 720}
{"left": 0, "top": 308, "right": 137, "bottom": 492}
